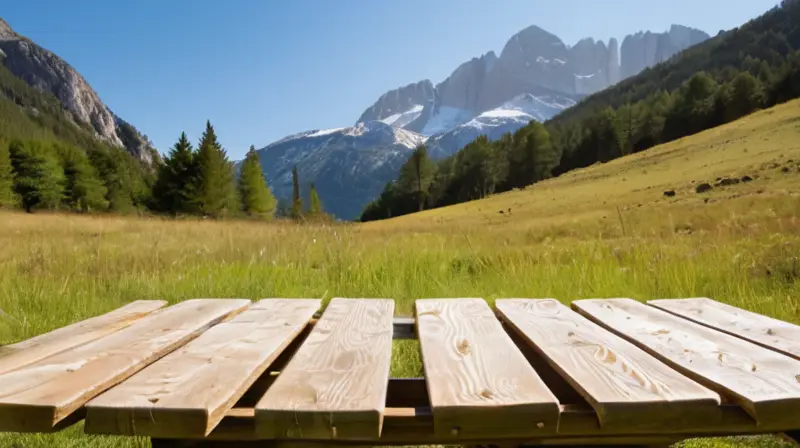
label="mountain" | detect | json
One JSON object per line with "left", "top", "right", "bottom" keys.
{"left": 252, "top": 121, "right": 429, "bottom": 220}
{"left": 250, "top": 23, "right": 710, "bottom": 220}
{"left": 0, "top": 18, "right": 156, "bottom": 164}
{"left": 358, "top": 25, "right": 709, "bottom": 139}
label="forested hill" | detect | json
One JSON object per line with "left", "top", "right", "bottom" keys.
{"left": 0, "top": 63, "right": 154, "bottom": 213}
{"left": 361, "top": 0, "right": 800, "bottom": 222}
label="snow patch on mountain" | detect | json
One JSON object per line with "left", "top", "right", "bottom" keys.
{"left": 421, "top": 106, "right": 475, "bottom": 136}
{"left": 380, "top": 104, "right": 424, "bottom": 128}
{"left": 309, "top": 127, "right": 348, "bottom": 137}
{"left": 430, "top": 93, "right": 576, "bottom": 155}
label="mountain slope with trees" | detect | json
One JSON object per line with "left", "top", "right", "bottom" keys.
{"left": 361, "top": 0, "right": 800, "bottom": 222}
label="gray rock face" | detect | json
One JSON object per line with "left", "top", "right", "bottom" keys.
{"left": 357, "top": 80, "right": 434, "bottom": 123}
{"left": 620, "top": 25, "right": 710, "bottom": 80}
{"left": 0, "top": 18, "right": 155, "bottom": 164}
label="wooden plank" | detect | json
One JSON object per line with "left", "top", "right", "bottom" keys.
{"left": 84, "top": 299, "right": 321, "bottom": 438}
{"left": 574, "top": 298, "right": 800, "bottom": 428}
{"left": 0, "top": 298, "right": 250, "bottom": 432}
{"left": 495, "top": 299, "right": 721, "bottom": 431}
{"left": 0, "top": 300, "right": 167, "bottom": 376}
{"left": 254, "top": 298, "right": 394, "bottom": 440}
{"left": 415, "top": 298, "right": 560, "bottom": 439}
{"left": 649, "top": 297, "right": 800, "bottom": 360}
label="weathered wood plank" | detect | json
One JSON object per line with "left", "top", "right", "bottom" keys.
{"left": 649, "top": 298, "right": 800, "bottom": 360}
{"left": 254, "top": 298, "right": 394, "bottom": 440}
{"left": 0, "top": 299, "right": 250, "bottom": 432}
{"left": 495, "top": 299, "right": 721, "bottom": 431}
{"left": 0, "top": 300, "right": 167, "bottom": 376}
{"left": 573, "top": 298, "right": 800, "bottom": 427}
{"left": 416, "top": 298, "right": 560, "bottom": 439}
{"left": 84, "top": 299, "right": 321, "bottom": 438}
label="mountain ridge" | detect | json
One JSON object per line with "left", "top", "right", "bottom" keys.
{"left": 358, "top": 23, "right": 709, "bottom": 136}
{"left": 0, "top": 17, "right": 156, "bottom": 164}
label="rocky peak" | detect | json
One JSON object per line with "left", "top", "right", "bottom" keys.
{"left": 0, "top": 17, "right": 155, "bottom": 164}
{"left": 620, "top": 25, "right": 710, "bottom": 80}
{"left": 0, "top": 18, "right": 18, "bottom": 40}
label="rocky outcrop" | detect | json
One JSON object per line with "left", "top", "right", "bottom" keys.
{"left": 0, "top": 18, "right": 155, "bottom": 164}
{"left": 357, "top": 80, "right": 434, "bottom": 123}
{"left": 620, "top": 25, "right": 710, "bottom": 80}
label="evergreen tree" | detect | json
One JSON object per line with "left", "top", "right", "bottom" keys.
{"left": 9, "top": 140, "right": 65, "bottom": 212}
{"left": 308, "top": 183, "right": 324, "bottom": 217}
{"left": 238, "top": 145, "right": 276, "bottom": 218}
{"left": 508, "top": 122, "right": 554, "bottom": 188}
{"left": 87, "top": 146, "right": 151, "bottom": 213}
{"left": 153, "top": 132, "right": 198, "bottom": 215}
{"left": 0, "top": 139, "right": 15, "bottom": 208}
{"left": 55, "top": 144, "right": 108, "bottom": 212}
{"left": 726, "top": 72, "right": 765, "bottom": 120}
{"left": 195, "top": 121, "right": 237, "bottom": 218}
{"left": 397, "top": 144, "right": 436, "bottom": 211}
{"left": 291, "top": 165, "right": 303, "bottom": 219}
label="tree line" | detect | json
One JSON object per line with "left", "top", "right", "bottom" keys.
{"left": 360, "top": 0, "right": 800, "bottom": 222}
{"left": 0, "top": 120, "right": 327, "bottom": 221}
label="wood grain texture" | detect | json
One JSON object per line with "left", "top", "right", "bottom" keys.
{"left": 649, "top": 298, "right": 800, "bottom": 360}
{"left": 0, "top": 298, "right": 250, "bottom": 432}
{"left": 574, "top": 298, "right": 800, "bottom": 428}
{"left": 0, "top": 300, "right": 167, "bottom": 376}
{"left": 84, "top": 299, "right": 321, "bottom": 438}
{"left": 495, "top": 299, "right": 721, "bottom": 431}
{"left": 416, "top": 298, "right": 560, "bottom": 439}
{"left": 254, "top": 298, "right": 394, "bottom": 441}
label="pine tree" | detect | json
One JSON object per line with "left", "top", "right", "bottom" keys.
{"left": 308, "top": 183, "right": 324, "bottom": 217}
{"left": 238, "top": 145, "right": 276, "bottom": 218}
{"left": 153, "top": 132, "right": 198, "bottom": 215}
{"left": 87, "top": 146, "right": 151, "bottom": 214}
{"left": 195, "top": 121, "right": 237, "bottom": 218}
{"left": 397, "top": 144, "right": 436, "bottom": 211}
{"left": 0, "top": 139, "right": 15, "bottom": 208}
{"left": 55, "top": 144, "right": 108, "bottom": 212}
{"left": 290, "top": 165, "right": 303, "bottom": 220}
{"left": 9, "top": 140, "right": 65, "bottom": 212}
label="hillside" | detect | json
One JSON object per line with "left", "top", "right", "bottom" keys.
{"left": 0, "top": 18, "right": 157, "bottom": 163}
{"left": 365, "top": 98, "right": 800, "bottom": 234}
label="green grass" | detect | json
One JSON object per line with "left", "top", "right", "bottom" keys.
{"left": 1, "top": 100, "right": 800, "bottom": 447}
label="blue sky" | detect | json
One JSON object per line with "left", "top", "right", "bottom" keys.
{"left": 4, "top": 0, "right": 780, "bottom": 160}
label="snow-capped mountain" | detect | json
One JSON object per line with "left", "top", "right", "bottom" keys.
{"left": 246, "top": 23, "right": 710, "bottom": 221}
{"left": 252, "top": 121, "right": 428, "bottom": 220}
{"left": 431, "top": 93, "right": 576, "bottom": 153}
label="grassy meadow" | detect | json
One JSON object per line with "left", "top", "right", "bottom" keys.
{"left": 1, "top": 100, "right": 800, "bottom": 447}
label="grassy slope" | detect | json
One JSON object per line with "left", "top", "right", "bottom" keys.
{"left": 0, "top": 101, "right": 799, "bottom": 447}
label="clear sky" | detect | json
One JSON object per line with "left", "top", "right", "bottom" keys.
{"left": 3, "top": 0, "right": 780, "bottom": 160}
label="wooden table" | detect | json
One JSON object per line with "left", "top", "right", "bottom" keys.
{"left": 1, "top": 296, "right": 800, "bottom": 447}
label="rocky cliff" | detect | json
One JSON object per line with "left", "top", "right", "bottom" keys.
{"left": 0, "top": 18, "right": 155, "bottom": 164}
{"left": 620, "top": 25, "right": 711, "bottom": 80}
